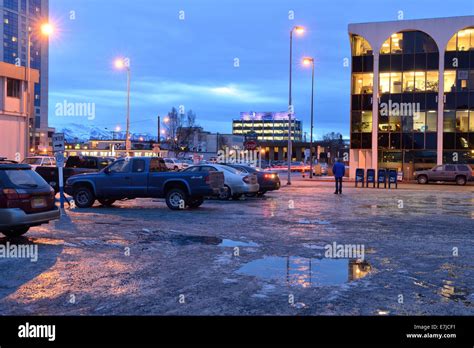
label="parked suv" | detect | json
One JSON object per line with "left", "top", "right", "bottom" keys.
{"left": 414, "top": 164, "right": 472, "bottom": 185}
{"left": 0, "top": 158, "right": 60, "bottom": 237}
{"left": 21, "top": 156, "right": 56, "bottom": 171}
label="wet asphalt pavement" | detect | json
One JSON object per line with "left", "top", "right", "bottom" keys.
{"left": 0, "top": 180, "right": 473, "bottom": 315}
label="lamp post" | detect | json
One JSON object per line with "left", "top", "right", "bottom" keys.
{"left": 287, "top": 25, "right": 304, "bottom": 185}
{"left": 114, "top": 58, "right": 131, "bottom": 155}
{"left": 25, "top": 23, "right": 53, "bottom": 159}
{"left": 303, "top": 57, "right": 315, "bottom": 179}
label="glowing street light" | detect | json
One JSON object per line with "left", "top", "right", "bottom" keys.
{"left": 302, "top": 57, "right": 315, "bottom": 178}
{"left": 114, "top": 57, "right": 131, "bottom": 154}
{"left": 287, "top": 25, "right": 305, "bottom": 185}
{"left": 25, "top": 22, "right": 54, "bottom": 158}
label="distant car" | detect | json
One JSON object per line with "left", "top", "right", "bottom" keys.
{"left": 414, "top": 164, "right": 472, "bottom": 185}
{"left": 221, "top": 163, "right": 280, "bottom": 196}
{"left": 0, "top": 158, "right": 60, "bottom": 237}
{"left": 164, "top": 158, "right": 185, "bottom": 171}
{"left": 21, "top": 156, "right": 56, "bottom": 171}
{"left": 183, "top": 164, "right": 259, "bottom": 200}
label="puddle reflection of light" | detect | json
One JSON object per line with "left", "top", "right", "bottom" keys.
{"left": 236, "top": 256, "right": 372, "bottom": 288}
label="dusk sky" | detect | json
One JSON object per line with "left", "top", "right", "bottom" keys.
{"left": 48, "top": 0, "right": 472, "bottom": 139}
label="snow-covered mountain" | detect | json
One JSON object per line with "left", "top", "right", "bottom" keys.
{"left": 54, "top": 123, "right": 156, "bottom": 142}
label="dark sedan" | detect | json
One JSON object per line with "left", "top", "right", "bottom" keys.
{"left": 220, "top": 163, "right": 280, "bottom": 196}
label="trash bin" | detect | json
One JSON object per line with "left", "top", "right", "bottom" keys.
{"left": 377, "top": 169, "right": 387, "bottom": 189}
{"left": 388, "top": 169, "right": 398, "bottom": 189}
{"left": 355, "top": 168, "right": 364, "bottom": 187}
{"left": 366, "top": 169, "right": 376, "bottom": 188}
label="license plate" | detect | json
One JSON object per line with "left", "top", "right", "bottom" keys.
{"left": 31, "top": 197, "right": 47, "bottom": 208}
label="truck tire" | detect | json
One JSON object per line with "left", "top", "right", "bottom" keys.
{"left": 166, "top": 188, "right": 188, "bottom": 210}
{"left": 74, "top": 186, "right": 96, "bottom": 208}
{"left": 187, "top": 197, "right": 204, "bottom": 208}
{"left": 417, "top": 175, "right": 428, "bottom": 184}
{"left": 455, "top": 175, "right": 466, "bottom": 186}
{"left": 98, "top": 198, "right": 116, "bottom": 207}
{"left": 0, "top": 226, "right": 30, "bottom": 238}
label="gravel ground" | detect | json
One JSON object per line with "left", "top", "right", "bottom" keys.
{"left": 0, "top": 180, "right": 473, "bottom": 315}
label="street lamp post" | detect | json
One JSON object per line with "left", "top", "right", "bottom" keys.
{"left": 115, "top": 58, "right": 131, "bottom": 155}
{"left": 287, "top": 25, "right": 304, "bottom": 185}
{"left": 25, "top": 23, "right": 53, "bottom": 159}
{"left": 303, "top": 57, "right": 315, "bottom": 179}
{"left": 157, "top": 115, "right": 161, "bottom": 144}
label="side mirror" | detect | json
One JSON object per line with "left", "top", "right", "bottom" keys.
{"left": 104, "top": 167, "right": 111, "bottom": 174}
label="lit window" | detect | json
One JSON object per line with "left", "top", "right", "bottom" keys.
{"left": 444, "top": 70, "right": 456, "bottom": 93}
{"left": 414, "top": 71, "right": 426, "bottom": 92}
{"left": 403, "top": 72, "right": 415, "bottom": 92}
{"left": 426, "top": 71, "right": 438, "bottom": 92}
{"left": 456, "top": 111, "right": 469, "bottom": 132}
{"left": 390, "top": 72, "right": 402, "bottom": 93}
{"left": 352, "top": 73, "right": 373, "bottom": 94}
{"left": 379, "top": 73, "right": 390, "bottom": 94}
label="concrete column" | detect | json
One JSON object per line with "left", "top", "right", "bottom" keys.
{"left": 372, "top": 52, "right": 380, "bottom": 171}
{"left": 437, "top": 51, "right": 445, "bottom": 165}
{"left": 269, "top": 146, "right": 275, "bottom": 162}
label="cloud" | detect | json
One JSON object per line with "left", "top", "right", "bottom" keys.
{"left": 49, "top": 79, "right": 285, "bottom": 110}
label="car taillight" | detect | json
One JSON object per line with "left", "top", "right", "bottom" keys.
{"left": 0, "top": 188, "right": 30, "bottom": 208}
{"left": 264, "top": 173, "right": 276, "bottom": 180}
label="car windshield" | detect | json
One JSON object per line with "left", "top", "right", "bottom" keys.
{"left": 4, "top": 169, "right": 49, "bottom": 188}
{"left": 22, "top": 158, "right": 43, "bottom": 165}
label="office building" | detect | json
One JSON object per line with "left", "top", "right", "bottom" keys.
{"left": 349, "top": 16, "right": 474, "bottom": 179}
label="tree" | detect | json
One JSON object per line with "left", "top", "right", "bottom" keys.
{"left": 163, "top": 107, "right": 199, "bottom": 157}
{"left": 321, "top": 132, "right": 344, "bottom": 164}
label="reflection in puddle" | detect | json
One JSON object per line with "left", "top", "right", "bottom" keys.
{"left": 236, "top": 256, "right": 371, "bottom": 288}
{"left": 440, "top": 280, "right": 470, "bottom": 304}
{"left": 219, "top": 239, "right": 259, "bottom": 248}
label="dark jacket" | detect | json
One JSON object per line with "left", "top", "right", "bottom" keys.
{"left": 332, "top": 162, "right": 345, "bottom": 178}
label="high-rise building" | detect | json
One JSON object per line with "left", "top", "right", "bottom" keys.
{"left": 348, "top": 16, "right": 474, "bottom": 179}
{"left": 1, "top": 0, "right": 50, "bottom": 154}
{"left": 232, "top": 112, "right": 303, "bottom": 141}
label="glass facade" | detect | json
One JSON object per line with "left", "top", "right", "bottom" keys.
{"left": 443, "top": 27, "right": 474, "bottom": 164}
{"left": 2, "top": 0, "right": 45, "bottom": 131}
{"left": 377, "top": 30, "right": 439, "bottom": 170}
{"left": 350, "top": 35, "right": 373, "bottom": 150}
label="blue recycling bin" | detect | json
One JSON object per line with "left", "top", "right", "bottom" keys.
{"left": 388, "top": 169, "right": 398, "bottom": 189}
{"left": 355, "top": 168, "right": 364, "bottom": 187}
{"left": 366, "top": 169, "right": 376, "bottom": 188}
{"left": 377, "top": 169, "right": 387, "bottom": 188}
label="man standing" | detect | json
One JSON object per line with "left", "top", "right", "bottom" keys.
{"left": 332, "top": 159, "right": 345, "bottom": 194}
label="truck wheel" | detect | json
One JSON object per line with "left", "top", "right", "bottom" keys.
{"left": 74, "top": 187, "right": 96, "bottom": 208}
{"left": 1, "top": 226, "right": 30, "bottom": 238}
{"left": 417, "top": 175, "right": 428, "bottom": 184}
{"left": 166, "top": 188, "right": 188, "bottom": 210}
{"left": 187, "top": 197, "right": 204, "bottom": 208}
{"left": 98, "top": 198, "right": 116, "bottom": 207}
{"left": 455, "top": 175, "right": 466, "bottom": 186}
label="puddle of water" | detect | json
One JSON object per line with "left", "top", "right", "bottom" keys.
{"left": 298, "top": 219, "right": 331, "bottom": 225}
{"left": 440, "top": 280, "right": 470, "bottom": 304}
{"left": 219, "top": 239, "right": 259, "bottom": 248}
{"left": 236, "top": 256, "right": 371, "bottom": 288}
{"left": 143, "top": 231, "right": 258, "bottom": 248}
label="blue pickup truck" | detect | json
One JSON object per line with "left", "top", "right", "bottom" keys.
{"left": 64, "top": 157, "right": 224, "bottom": 210}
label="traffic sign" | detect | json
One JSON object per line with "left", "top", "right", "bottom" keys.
{"left": 52, "top": 133, "right": 65, "bottom": 153}
{"left": 244, "top": 140, "right": 258, "bottom": 151}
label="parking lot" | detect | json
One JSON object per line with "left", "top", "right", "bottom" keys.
{"left": 0, "top": 179, "right": 473, "bottom": 315}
